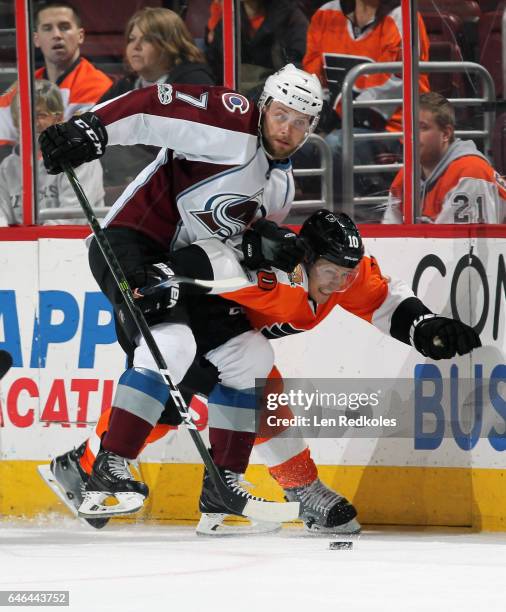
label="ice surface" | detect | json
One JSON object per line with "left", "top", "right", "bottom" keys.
{"left": 1, "top": 519, "right": 506, "bottom": 612}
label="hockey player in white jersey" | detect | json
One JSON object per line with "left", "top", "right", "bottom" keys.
{"left": 38, "top": 65, "right": 324, "bottom": 518}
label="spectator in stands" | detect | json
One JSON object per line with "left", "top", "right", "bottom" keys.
{"left": 300, "top": 0, "right": 430, "bottom": 221}
{"left": 98, "top": 7, "right": 215, "bottom": 187}
{"left": 383, "top": 92, "right": 506, "bottom": 224}
{"left": 205, "top": 0, "right": 308, "bottom": 96}
{"left": 0, "top": 1, "right": 112, "bottom": 150}
{"left": 99, "top": 7, "right": 214, "bottom": 103}
{"left": 0, "top": 80, "right": 104, "bottom": 226}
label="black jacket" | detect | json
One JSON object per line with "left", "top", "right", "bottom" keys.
{"left": 206, "top": 0, "right": 308, "bottom": 86}
{"left": 99, "top": 61, "right": 215, "bottom": 103}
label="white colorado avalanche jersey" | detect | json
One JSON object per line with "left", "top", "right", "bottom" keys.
{"left": 93, "top": 83, "right": 295, "bottom": 250}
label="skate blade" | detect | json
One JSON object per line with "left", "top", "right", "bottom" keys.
{"left": 78, "top": 491, "right": 145, "bottom": 518}
{"left": 304, "top": 517, "right": 362, "bottom": 535}
{"left": 37, "top": 464, "right": 110, "bottom": 530}
{"left": 37, "top": 464, "right": 78, "bottom": 518}
{"left": 196, "top": 513, "right": 281, "bottom": 537}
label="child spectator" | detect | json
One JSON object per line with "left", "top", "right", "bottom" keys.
{"left": 0, "top": 80, "right": 104, "bottom": 225}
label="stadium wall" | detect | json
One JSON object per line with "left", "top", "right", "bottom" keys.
{"left": 1, "top": 229, "right": 506, "bottom": 529}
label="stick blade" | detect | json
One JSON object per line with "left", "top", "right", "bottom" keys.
{"left": 242, "top": 499, "right": 300, "bottom": 523}
{"left": 0, "top": 350, "right": 12, "bottom": 379}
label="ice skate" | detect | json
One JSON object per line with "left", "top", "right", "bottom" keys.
{"left": 37, "top": 443, "right": 109, "bottom": 529}
{"left": 197, "top": 466, "right": 281, "bottom": 536}
{"left": 284, "top": 479, "right": 361, "bottom": 534}
{"left": 78, "top": 447, "right": 149, "bottom": 518}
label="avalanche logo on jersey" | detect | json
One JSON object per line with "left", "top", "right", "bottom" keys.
{"left": 191, "top": 189, "right": 263, "bottom": 239}
{"left": 222, "top": 92, "right": 250, "bottom": 114}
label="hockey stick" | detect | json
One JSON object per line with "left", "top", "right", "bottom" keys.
{"left": 0, "top": 350, "right": 12, "bottom": 380}
{"left": 140, "top": 274, "right": 248, "bottom": 295}
{"left": 63, "top": 165, "right": 299, "bottom": 523}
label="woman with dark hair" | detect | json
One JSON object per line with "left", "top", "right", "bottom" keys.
{"left": 100, "top": 7, "right": 214, "bottom": 103}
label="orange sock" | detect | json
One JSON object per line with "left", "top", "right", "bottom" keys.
{"left": 268, "top": 447, "right": 318, "bottom": 489}
{"left": 79, "top": 408, "right": 177, "bottom": 474}
{"left": 79, "top": 408, "right": 112, "bottom": 474}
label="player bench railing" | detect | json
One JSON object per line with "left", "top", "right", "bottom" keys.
{"left": 340, "top": 61, "right": 496, "bottom": 219}
{"left": 292, "top": 133, "right": 334, "bottom": 212}
{"left": 38, "top": 134, "right": 335, "bottom": 223}
{"left": 38, "top": 207, "right": 111, "bottom": 221}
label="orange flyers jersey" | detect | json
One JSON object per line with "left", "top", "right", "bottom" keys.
{"left": 385, "top": 150, "right": 506, "bottom": 224}
{"left": 220, "top": 255, "right": 414, "bottom": 339}
{"left": 0, "top": 57, "right": 112, "bottom": 144}
{"left": 303, "top": 1, "right": 429, "bottom": 132}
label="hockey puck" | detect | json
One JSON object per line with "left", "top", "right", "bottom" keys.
{"left": 329, "top": 541, "right": 353, "bottom": 550}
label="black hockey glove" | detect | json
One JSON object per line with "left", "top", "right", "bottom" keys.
{"left": 411, "top": 315, "right": 481, "bottom": 360}
{"left": 242, "top": 219, "right": 307, "bottom": 274}
{"left": 39, "top": 112, "right": 108, "bottom": 175}
{"left": 130, "top": 262, "right": 181, "bottom": 315}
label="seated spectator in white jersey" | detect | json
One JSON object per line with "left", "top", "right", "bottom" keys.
{"left": 0, "top": 80, "right": 104, "bottom": 226}
{"left": 0, "top": 1, "right": 112, "bottom": 159}
{"left": 383, "top": 92, "right": 506, "bottom": 224}
{"left": 99, "top": 7, "right": 215, "bottom": 187}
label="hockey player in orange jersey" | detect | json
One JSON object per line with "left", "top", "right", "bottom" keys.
{"left": 40, "top": 209, "right": 481, "bottom": 535}
{"left": 383, "top": 92, "right": 506, "bottom": 223}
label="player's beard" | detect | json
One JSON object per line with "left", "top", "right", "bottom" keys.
{"left": 260, "top": 125, "right": 304, "bottom": 160}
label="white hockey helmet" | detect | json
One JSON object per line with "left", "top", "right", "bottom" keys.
{"left": 258, "top": 64, "right": 324, "bottom": 156}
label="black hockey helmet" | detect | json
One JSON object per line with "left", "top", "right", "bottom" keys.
{"left": 299, "top": 209, "right": 364, "bottom": 269}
